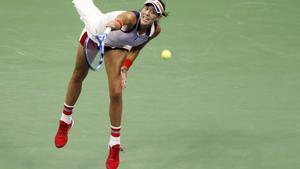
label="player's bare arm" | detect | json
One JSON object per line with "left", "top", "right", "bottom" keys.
{"left": 106, "top": 11, "right": 137, "bottom": 31}
{"left": 121, "top": 25, "right": 161, "bottom": 89}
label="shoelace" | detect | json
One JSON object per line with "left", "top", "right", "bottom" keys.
{"left": 58, "top": 123, "right": 69, "bottom": 135}
{"left": 110, "top": 146, "right": 125, "bottom": 159}
{"left": 111, "top": 146, "right": 120, "bottom": 159}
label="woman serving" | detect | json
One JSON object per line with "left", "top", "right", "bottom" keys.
{"left": 54, "top": 0, "right": 167, "bottom": 168}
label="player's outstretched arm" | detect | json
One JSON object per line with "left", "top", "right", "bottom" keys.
{"left": 120, "top": 25, "right": 161, "bottom": 89}
{"left": 106, "top": 11, "right": 137, "bottom": 31}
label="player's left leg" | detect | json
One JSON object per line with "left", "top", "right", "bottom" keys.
{"left": 54, "top": 44, "right": 89, "bottom": 148}
{"left": 104, "top": 48, "right": 128, "bottom": 169}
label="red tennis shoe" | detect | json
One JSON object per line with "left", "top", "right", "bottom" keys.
{"left": 106, "top": 144, "right": 121, "bottom": 169}
{"left": 54, "top": 120, "right": 73, "bottom": 148}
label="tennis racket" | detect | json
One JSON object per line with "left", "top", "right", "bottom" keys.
{"left": 84, "top": 27, "right": 111, "bottom": 71}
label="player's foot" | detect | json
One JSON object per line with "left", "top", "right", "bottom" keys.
{"left": 106, "top": 144, "right": 121, "bottom": 169}
{"left": 54, "top": 120, "right": 73, "bottom": 148}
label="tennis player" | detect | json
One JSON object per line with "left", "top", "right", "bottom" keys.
{"left": 54, "top": 0, "right": 167, "bottom": 168}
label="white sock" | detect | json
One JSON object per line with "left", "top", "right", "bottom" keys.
{"left": 60, "top": 103, "right": 74, "bottom": 124}
{"left": 109, "top": 126, "right": 121, "bottom": 147}
{"left": 60, "top": 113, "right": 72, "bottom": 124}
{"left": 109, "top": 134, "right": 120, "bottom": 147}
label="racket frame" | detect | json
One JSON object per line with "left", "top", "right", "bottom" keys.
{"left": 83, "top": 27, "right": 112, "bottom": 71}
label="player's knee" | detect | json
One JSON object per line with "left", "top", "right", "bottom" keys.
{"left": 71, "top": 68, "right": 88, "bottom": 83}
{"left": 109, "top": 89, "right": 122, "bottom": 103}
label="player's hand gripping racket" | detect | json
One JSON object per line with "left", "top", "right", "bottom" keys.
{"left": 84, "top": 27, "right": 111, "bottom": 71}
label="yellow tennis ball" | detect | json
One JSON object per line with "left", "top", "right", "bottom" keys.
{"left": 161, "top": 49, "right": 172, "bottom": 60}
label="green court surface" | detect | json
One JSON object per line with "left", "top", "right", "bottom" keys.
{"left": 1, "top": 0, "right": 300, "bottom": 168}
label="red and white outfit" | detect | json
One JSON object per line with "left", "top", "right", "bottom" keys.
{"left": 55, "top": 1, "right": 164, "bottom": 169}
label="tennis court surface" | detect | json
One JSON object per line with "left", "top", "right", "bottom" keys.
{"left": 1, "top": 0, "right": 299, "bottom": 168}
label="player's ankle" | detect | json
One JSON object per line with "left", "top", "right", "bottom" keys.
{"left": 109, "top": 125, "right": 121, "bottom": 147}
{"left": 60, "top": 103, "right": 74, "bottom": 124}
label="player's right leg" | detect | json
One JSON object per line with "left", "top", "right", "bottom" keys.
{"left": 54, "top": 43, "right": 89, "bottom": 148}
{"left": 72, "top": 0, "right": 106, "bottom": 35}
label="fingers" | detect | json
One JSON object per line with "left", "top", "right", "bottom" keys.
{"left": 121, "top": 79, "right": 126, "bottom": 89}
{"left": 106, "top": 20, "right": 121, "bottom": 31}
{"left": 121, "top": 69, "right": 127, "bottom": 89}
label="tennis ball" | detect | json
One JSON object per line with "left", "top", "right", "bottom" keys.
{"left": 161, "top": 49, "right": 172, "bottom": 60}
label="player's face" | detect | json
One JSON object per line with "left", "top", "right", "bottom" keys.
{"left": 140, "top": 5, "right": 160, "bottom": 26}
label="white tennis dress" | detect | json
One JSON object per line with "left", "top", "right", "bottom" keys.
{"left": 72, "top": 0, "right": 157, "bottom": 50}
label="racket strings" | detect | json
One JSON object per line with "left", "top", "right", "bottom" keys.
{"left": 84, "top": 29, "right": 111, "bottom": 71}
